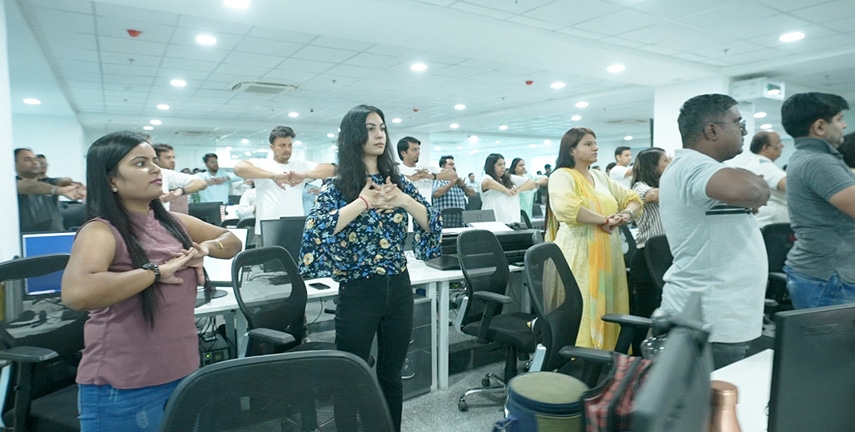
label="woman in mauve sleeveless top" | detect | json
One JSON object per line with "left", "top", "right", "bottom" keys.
{"left": 62, "top": 131, "right": 241, "bottom": 432}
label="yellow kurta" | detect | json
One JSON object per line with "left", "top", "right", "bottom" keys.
{"left": 546, "top": 168, "right": 642, "bottom": 350}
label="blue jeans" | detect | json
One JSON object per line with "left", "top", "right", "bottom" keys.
{"left": 78, "top": 378, "right": 183, "bottom": 432}
{"left": 784, "top": 265, "right": 855, "bottom": 309}
{"left": 335, "top": 271, "right": 414, "bottom": 432}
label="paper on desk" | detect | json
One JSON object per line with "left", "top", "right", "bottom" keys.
{"left": 467, "top": 221, "right": 513, "bottom": 232}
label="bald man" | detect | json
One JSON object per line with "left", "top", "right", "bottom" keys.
{"left": 731, "top": 131, "right": 789, "bottom": 227}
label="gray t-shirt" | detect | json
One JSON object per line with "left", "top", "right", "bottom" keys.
{"left": 659, "top": 149, "right": 766, "bottom": 343}
{"left": 785, "top": 137, "right": 855, "bottom": 283}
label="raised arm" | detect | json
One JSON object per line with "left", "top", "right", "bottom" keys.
{"left": 706, "top": 167, "right": 770, "bottom": 209}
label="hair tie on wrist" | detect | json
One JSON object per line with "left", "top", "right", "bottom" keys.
{"left": 357, "top": 196, "right": 370, "bottom": 210}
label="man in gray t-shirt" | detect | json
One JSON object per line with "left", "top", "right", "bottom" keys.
{"left": 659, "top": 94, "right": 770, "bottom": 370}
{"left": 781, "top": 92, "right": 855, "bottom": 308}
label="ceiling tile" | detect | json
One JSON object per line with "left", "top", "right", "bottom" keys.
{"left": 449, "top": 3, "right": 514, "bottom": 20}
{"left": 247, "top": 26, "right": 317, "bottom": 44}
{"left": 164, "top": 44, "right": 229, "bottom": 63}
{"left": 93, "top": 3, "right": 179, "bottom": 25}
{"left": 99, "top": 36, "right": 167, "bottom": 56}
{"left": 223, "top": 51, "right": 283, "bottom": 68}
{"left": 291, "top": 45, "right": 358, "bottom": 63}
{"left": 523, "top": 0, "right": 622, "bottom": 26}
{"left": 574, "top": 9, "right": 664, "bottom": 36}
{"left": 233, "top": 37, "right": 303, "bottom": 57}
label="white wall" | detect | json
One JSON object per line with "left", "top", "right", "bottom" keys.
{"left": 14, "top": 114, "right": 86, "bottom": 181}
{"left": 0, "top": 1, "right": 19, "bottom": 260}
{"left": 653, "top": 77, "right": 731, "bottom": 154}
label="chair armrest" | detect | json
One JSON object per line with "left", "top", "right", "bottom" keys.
{"left": 248, "top": 328, "right": 296, "bottom": 346}
{"left": 602, "top": 313, "right": 652, "bottom": 328}
{"left": 558, "top": 346, "right": 613, "bottom": 365}
{"left": 769, "top": 272, "right": 786, "bottom": 283}
{"left": 0, "top": 346, "right": 59, "bottom": 364}
{"left": 472, "top": 291, "right": 512, "bottom": 304}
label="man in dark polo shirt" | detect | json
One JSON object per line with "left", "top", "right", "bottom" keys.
{"left": 15, "top": 148, "right": 85, "bottom": 233}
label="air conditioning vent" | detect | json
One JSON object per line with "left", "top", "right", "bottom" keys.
{"left": 174, "top": 130, "right": 212, "bottom": 137}
{"left": 231, "top": 81, "right": 298, "bottom": 95}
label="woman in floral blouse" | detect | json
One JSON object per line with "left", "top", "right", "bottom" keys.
{"left": 299, "top": 104, "right": 441, "bottom": 431}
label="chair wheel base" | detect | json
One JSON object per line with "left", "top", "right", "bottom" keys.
{"left": 481, "top": 377, "right": 492, "bottom": 387}
{"left": 458, "top": 398, "right": 469, "bottom": 412}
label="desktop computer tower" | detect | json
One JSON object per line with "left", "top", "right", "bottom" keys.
{"left": 199, "top": 331, "right": 231, "bottom": 366}
{"left": 403, "top": 294, "right": 432, "bottom": 400}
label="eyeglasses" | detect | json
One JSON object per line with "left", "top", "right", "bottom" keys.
{"left": 712, "top": 119, "right": 747, "bottom": 133}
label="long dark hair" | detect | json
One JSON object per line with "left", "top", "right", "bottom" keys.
{"left": 484, "top": 153, "right": 512, "bottom": 188}
{"left": 85, "top": 131, "right": 192, "bottom": 328}
{"left": 510, "top": 157, "right": 525, "bottom": 176}
{"left": 555, "top": 127, "right": 596, "bottom": 169}
{"left": 334, "top": 105, "right": 401, "bottom": 201}
{"left": 631, "top": 147, "right": 667, "bottom": 188}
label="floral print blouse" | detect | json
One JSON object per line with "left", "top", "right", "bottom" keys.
{"left": 299, "top": 174, "right": 442, "bottom": 283}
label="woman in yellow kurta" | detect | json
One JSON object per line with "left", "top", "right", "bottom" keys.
{"left": 546, "top": 127, "right": 642, "bottom": 350}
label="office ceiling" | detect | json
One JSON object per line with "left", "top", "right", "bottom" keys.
{"left": 9, "top": 0, "right": 855, "bottom": 157}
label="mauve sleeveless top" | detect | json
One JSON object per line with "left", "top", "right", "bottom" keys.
{"left": 75, "top": 211, "right": 199, "bottom": 389}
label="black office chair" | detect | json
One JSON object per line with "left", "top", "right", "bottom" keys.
{"left": 0, "top": 254, "right": 86, "bottom": 432}
{"left": 440, "top": 207, "right": 465, "bottom": 228}
{"left": 236, "top": 217, "right": 256, "bottom": 249}
{"left": 619, "top": 224, "right": 637, "bottom": 273}
{"left": 461, "top": 209, "right": 496, "bottom": 225}
{"left": 644, "top": 235, "right": 672, "bottom": 291}
{"left": 524, "top": 243, "right": 651, "bottom": 382}
{"left": 160, "top": 350, "right": 394, "bottom": 432}
{"left": 761, "top": 223, "right": 795, "bottom": 310}
{"left": 220, "top": 218, "right": 240, "bottom": 228}
{"left": 454, "top": 230, "right": 537, "bottom": 412}
{"left": 466, "top": 193, "right": 482, "bottom": 210}
{"left": 231, "top": 246, "right": 334, "bottom": 356}
{"left": 519, "top": 210, "right": 533, "bottom": 229}
{"left": 260, "top": 216, "right": 307, "bottom": 261}
{"left": 59, "top": 202, "right": 86, "bottom": 231}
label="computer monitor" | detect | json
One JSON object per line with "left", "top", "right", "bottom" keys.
{"left": 632, "top": 293, "right": 712, "bottom": 432}
{"left": 768, "top": 303, "right": 855, "bottom": 432}
{"left": 461, "top": 209, "right": 496, "bottom": 225}
{"left": 189, "top": 202, "right": 223, "bottom": 226}
{"left": 21, "top": 232, "right": 76, "bottom": 296}
{"left": 260, "top": 217, "right": 307, "bottom": 265}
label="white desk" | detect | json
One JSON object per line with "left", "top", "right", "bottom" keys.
{"left": 710, "top": 349, "right": 773, "bottom": 432}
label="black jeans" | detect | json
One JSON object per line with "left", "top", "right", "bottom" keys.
{"left": 335, "top": 271, "right": 414, "bottom": 432}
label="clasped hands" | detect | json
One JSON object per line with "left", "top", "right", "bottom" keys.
{"left": 272, "top": 171, "right": 306, "bottom": 189}
{"left": 155, "top": 242, "right": 210, "bottom": 285}
{"left": 598, "top": 211, "right": 632, "bottom": 234}
{"left": 358, "top": 177, "right": 408, "bottom": 211}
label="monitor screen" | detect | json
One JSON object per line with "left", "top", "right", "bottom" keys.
{"left": 21, "top": 232, "right": 75, "bottom": 295}
{"left": 768, "top": 303, "right": 855, "bottom": 432}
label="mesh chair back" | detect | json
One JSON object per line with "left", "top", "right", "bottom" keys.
{"left": 0, "top": 254, "right": 86, "bottom": 432}
{"left": 524, "top": 243, "right": 583, "bottom": 371}
{"left": 462, "top": 209, "right": 496, "bottom": 225}
{"left": 619, "top": 224, "right": 637, "bottom": 269}
{"left": 235, "top": 217, "right": 256, "bottom": 249}
{"left": 260, "top": 216, "right": 307, "bottom": 261}
{"left": 160, "top": 350, "right": 394, "bottom": 432}
{"left": 230, "top": 247, "right": 307, "bottom": 355}
{"left": 519, "top": 210, "right": 533, "bottom": 229}
{"left": 456, "top": 230, "right": 510, "bottom": 328}
{"left": 761, "top": 223, "right": 794, "bottom": 273}
{"left": 644, "top": 235, "right": 672, "bottom": 290}
{"left": 466, "top": 193, "right": 482, "bottom": 210}
{"left": 440, "top": 207, "right": 465, "bottom": 228}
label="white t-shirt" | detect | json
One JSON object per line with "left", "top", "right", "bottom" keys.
{"left": 398, "top": 164, "right": 438, "bottom": 203}
{"left": 249, "top": 158, "right": 318, "bottom": 234}
{"left": 160, "top": 169, "right": 198, "bottom": 211}
{"left": 728, "top": 153, "right": 788, "bottom": 227}
{"left": 659, "top": 148, "right": 766, "bottom": 343}
{"left": 480, "top": 174, "right": 526, "bottom": 224}
{"left": 609, "top": 165, "right": 632, "bottom": 189}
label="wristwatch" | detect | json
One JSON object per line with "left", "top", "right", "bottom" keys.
{"left": 142, "top": 262, "right": 161, "bottom": 284}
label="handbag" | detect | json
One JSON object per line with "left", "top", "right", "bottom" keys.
{"left": 581, "top": 352, "right": 653, "bottom": 432}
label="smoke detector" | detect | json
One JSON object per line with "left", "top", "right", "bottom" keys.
{"left": 231, "top": 81, "right": 298, "bottom": 95}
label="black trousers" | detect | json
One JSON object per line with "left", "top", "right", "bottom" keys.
{"left": 335, "top": 271, "right": 414, "bottom": 432}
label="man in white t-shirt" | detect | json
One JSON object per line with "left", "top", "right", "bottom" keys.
{"left": 396, "top": 136, "right": 456, "bottom": 201}
{"left": 153, "top": 143, "right": 207, "bottom": 213}
{"left": 233, "top": 126, "right": 335, "bottom": 237}
{"left": 608, "top": 146, "right": 633, "bottom": 189}
{"left": 728, "top": 131, "right": 788, "bottom": 227}
{"left": 659, "top": 93, "right": 770, "bottom": 370}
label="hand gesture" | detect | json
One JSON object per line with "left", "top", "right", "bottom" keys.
{"left": 599, "top": 214, "right": 621, "bottom": 234}
{"left": 157, "top": 248, "right": 199, "bottom": 285}
{"left": 57, "top": 185, "right": 84, "bottom": 201}
{"left": 357, "top": 178, "right": 383, "bottom": 210}
{"left": 287, "top": 171, "right": 306, "bottom": 186}
{"left": 272, "top": 172, "right": 291, "bottom": 190}
{"left": 375, "top": 177, "right": 408, "bottom": 210}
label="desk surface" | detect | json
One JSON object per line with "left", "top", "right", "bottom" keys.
{"left": 710, "top": 349, "right": 772, "bottom": 432}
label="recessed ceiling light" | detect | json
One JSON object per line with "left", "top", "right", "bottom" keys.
{"left": 326, "top": 133, "right": 335, "bottom": 138}
{"left": 467, "top": 136, "right": 479, "bottom": 144}
{"left": 450, "top": 123, "right": 460, "bottom": 129}
{"left": 225, "top": 146, "right": 232, "bottom": 151}
{"left": 543, "top": 139, "right": 552, "bottom": 145}
{"left": 494, "top": 141, "right": 500, "bottom": 145}
{"left": 143, "top": 125, "right": 154, "bottom": 131}
{"left": 454, "top": 104, "right": 466, "bottom": 110}
{"left": 23, "top": 98, "right": 41, "bottom": 105}
{"left": 435, "top": 146, "right": 442, "bottom": 151}
{"left": 410, "top": 62, "right": 428, "bottom": 72}
{"left": 550, "top": 81, "right": 566, "bottom": 90}
{"left": 240, "top": 139, "right": 249, "bottom": 144}
{"left": 498, "top": 125, "right": 508, "bottom": 131}
{"left": 753, "top": 112, "right": 767, "bottom": 119}
{"left": 244, "top": 151, "right": 252, "bottom": 156}
{"left": 779, "top": 31, "right": 805, "bottom": 43}
{"left": 156, "top": 104, "right": 170, "bottom": 110}
{"left": 391, "top": 118, "right": 402, "bottom": 124}
{"left": 528, "top": 144, "right": 537, "bottom": 148}
{"left": 575, "top": 101, "right": 589, "bottom": 108}
{"left": 288, "top": 112, "right": 299, "bottom": 118}
{"left": 150, "top": 119, "right": 162, "bottom": 125}
{"left": 457, "top": 145, "right": 464, "bottom": 150}
{"left": 223, "top": 0, "right": 249, "bottom": 9}
{"left": 607, "top": 64, "right": 626, "bottom": 73}
{"left": 760, "top": 123, "right": 773, "bottom": 130}
{"left": 170, "top": 79, "right": 186, "bottom": 87}
{"left": 571, "top": 115, "right": 582, "bottom": 121}
{"left": 196, "top": 34, "right": 217, "bottom": 46}
{"left": 294, "top": 140, "right": 303, "bottom": 146}
{"left": 624, "top": 135, "right": 633, "bottom": 141}
{"left": 331, "top": 144, "right": 338, "bottom": 150}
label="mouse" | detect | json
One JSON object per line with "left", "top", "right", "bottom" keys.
{"left": 16, "top": 310, "right": 35, "bottom": 322}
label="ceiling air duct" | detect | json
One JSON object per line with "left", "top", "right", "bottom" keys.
{"left": 231, "top": 81, "right": 298, "bottom": 95}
